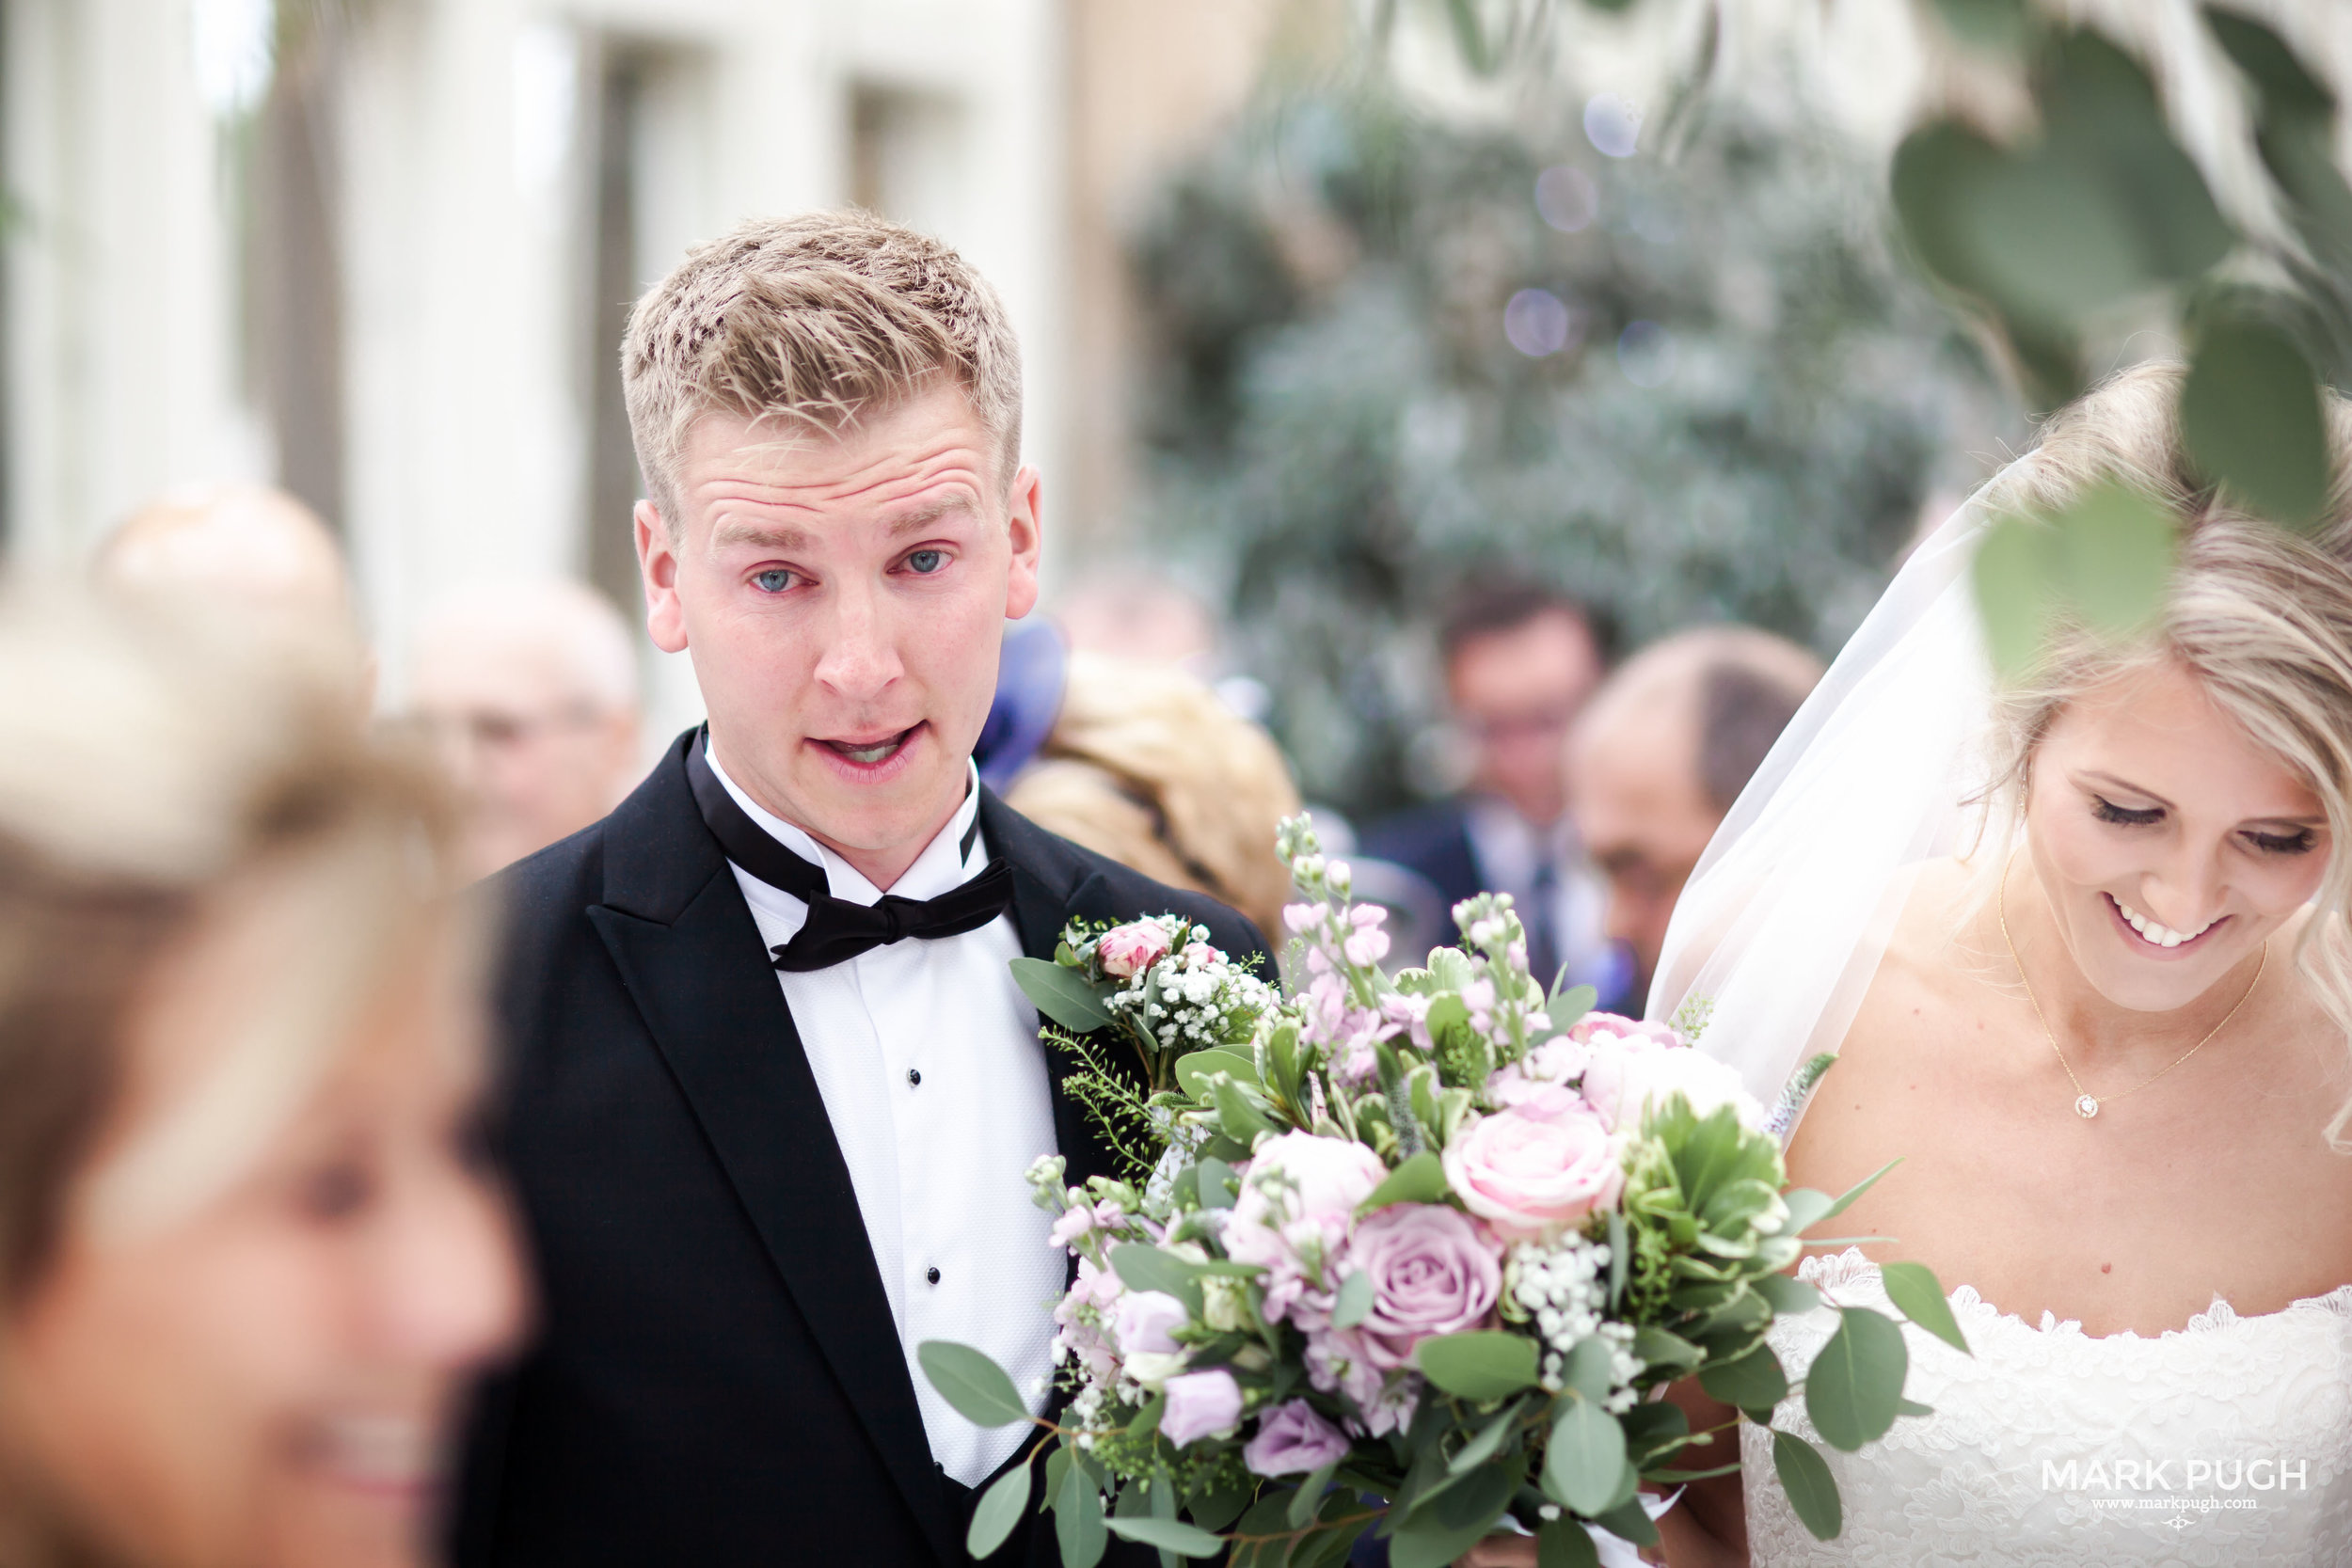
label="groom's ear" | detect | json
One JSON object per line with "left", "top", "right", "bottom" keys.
{"left": 637, "top": 500, "right": 688, "bottom": 655}
{"left": 1003, "top": 463, "right": 1042, "bottom": 622}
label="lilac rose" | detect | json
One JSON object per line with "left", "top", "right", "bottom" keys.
{"left": 1160, "top": 1369, "right": 1245, "bottom": 1445}
{"left": 1114, "top": 1290, "right": 1188, "bottom": 1356}
{"left": 1243, "top": 1399, "right": 1351, "bottom": 1476}
{"left": 1345, "top": 1202, "right": 1502, "bottom": 1369}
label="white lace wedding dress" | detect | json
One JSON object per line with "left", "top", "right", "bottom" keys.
{"left": 1739, "top": 1247, "right": 2352, "bottom": 1565}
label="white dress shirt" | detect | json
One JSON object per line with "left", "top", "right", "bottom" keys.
{"left": 705, "top": 746, "right": 1063, "bottom": 1485}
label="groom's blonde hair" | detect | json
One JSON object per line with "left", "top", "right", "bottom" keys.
{"left": 621, "top": 210, "right": 1024, "bottom": 532}
{"left": 1979, "top": 360, "right": 2352, "bottom": 1144}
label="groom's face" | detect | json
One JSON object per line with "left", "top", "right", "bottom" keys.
{"left": 636, "top": 388, "right": 1041, "bottom": 888}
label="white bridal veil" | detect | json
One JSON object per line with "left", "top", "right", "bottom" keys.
{"left": 1646, "top": 500, "right": 2005, "bottom": 1133}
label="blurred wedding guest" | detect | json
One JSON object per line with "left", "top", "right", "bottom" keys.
{"left": 1360, "top": 580, "right": 1622, "bottom": 1001}
{"left": 999, "top": 643, "right": 1302, "bottom": 939}
{"left": 405, "top": 579, "right": 644, "bottom": 880}
{"left": 94, "top": 483, "right": 371, "bottom": 705}
{"left": 0, "top": 585, "right": 526, "bottom": 1568}
{"left": 1566, "top": 625, "right": 1823, "bottom": 1002}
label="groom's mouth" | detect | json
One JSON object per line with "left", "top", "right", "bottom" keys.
{"left": 813, "top": 723, "right": 924, "bottom": 775}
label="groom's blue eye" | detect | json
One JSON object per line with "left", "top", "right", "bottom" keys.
{"left": 904, "top": 549, "right": 946, "bottom": 575}
{"left": 753, "top": 568, "right": 796, "bottom": 594}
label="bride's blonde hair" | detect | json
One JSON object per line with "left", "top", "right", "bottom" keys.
{"left": 1976, "top": 361, "right": 2352, "bottom": 1144}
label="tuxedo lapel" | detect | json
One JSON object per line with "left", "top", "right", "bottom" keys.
{"left": 982, "top": 790, "right": 1135, "bottom": 1194}
{"left": 589, "top": 736, "right": 961, "bottom": 1566}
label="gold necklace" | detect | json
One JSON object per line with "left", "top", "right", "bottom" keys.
{"left": 1996, "top": 859, "right": 2265, "bottom": 1120}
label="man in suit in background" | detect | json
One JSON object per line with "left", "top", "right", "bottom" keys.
{"left": 1362, "top": 580, "right": 1625, "bottom": 1006}
{"left": 453, "top": 211, "right": 1264, "bottom": 1567}
{"left": 1566, "top": 625, "right": 1823, "bottom": 1006}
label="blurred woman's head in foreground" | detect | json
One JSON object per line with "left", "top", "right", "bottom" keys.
{"left": 0, "top": 586, "right": 526, "bottom": 1568}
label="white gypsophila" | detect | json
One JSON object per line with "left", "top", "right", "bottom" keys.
{"left": 1108, "top": 927, "right": 1275, "bottom": 1053}
{"left": 1507, "top": 1234, "right": 1644, "bottom": 1414}
{"left": 1143, "top": 1117, "right": 1210, "bottom": 1215}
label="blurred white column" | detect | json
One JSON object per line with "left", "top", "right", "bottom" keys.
{"left": 2, "top": 0, "right": 262, "bottom": 563}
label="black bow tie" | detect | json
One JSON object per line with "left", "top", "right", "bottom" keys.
{"left": 687, "top": 740, "right": 1015, "bottom": 973}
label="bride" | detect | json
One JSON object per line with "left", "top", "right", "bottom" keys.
{"left": 1653, "top": 363, "right": 2352, "bottom": 1564}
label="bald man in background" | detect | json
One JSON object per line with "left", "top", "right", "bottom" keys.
{"left": 1566, "top": 626, "right": 1823, "bottom": 1004}
{"left": 97, "top": 483, "right": 373, "bottom": 700}
{"left": 406, "top": 578, "right": 645, "bottom": 879}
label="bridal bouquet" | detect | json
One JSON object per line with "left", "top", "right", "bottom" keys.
{"left": 922, "top": 819, "right": 1962, "bottom": 1567}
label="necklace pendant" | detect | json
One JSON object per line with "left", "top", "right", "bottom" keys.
{"left": 2074, "top": 1094, "right": 2100, "bottom": 1119}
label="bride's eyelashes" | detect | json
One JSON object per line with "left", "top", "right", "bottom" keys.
{"left": 2090, "top": 793, "right": 2318, "bottom": 855}
{"left": 2090, "top": 794, "right": 2163, "bottom": 828}
{"left": 2247, "top": 826, "right": 2319, "bottom": 855}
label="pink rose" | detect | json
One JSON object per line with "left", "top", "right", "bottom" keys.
{"left": 1485, "top": 1036, "right": 1593, "bottom": 1107}
{"left": 1566, "top": 1011, "right": 1682, "bottom": 1049}
{"left": 1345, "top": 1203, "right": 1502, "bottom": 1368}
{"left": 1579, "top": 1026, "right": 1762, "bottom": 1133}
{"left": 1442, "top": 1086, "right": 1625, "bottom": 1241}
{"left": 1161, "top": 1369, "right": 1244, "bottom": 1445}
{"left": 1114, "top": 1290, "right": 1188, "bottom": 1356}
{"left": 1243, "top": 1399, "right": 1351, "bottom": 1476}
{"left": 1097, "top": 921, "right": 1173, "bottom": 979}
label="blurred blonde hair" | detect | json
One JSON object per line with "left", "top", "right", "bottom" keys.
{"left": 623, "top": 210, "right": 1022, "bottom": 528}
{"left": 1973, "top": 361, "right": 2352, "bottom": 1143}
{"left": 1006, "top": 652, "right": 1300, "bottom": 939}
{"left": 0, "top": 582, "right": 458, "bottom": 1295}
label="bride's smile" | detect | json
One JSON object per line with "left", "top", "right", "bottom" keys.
{"left": 2022, "top": 657, "right": 2328, "bottom": 1018}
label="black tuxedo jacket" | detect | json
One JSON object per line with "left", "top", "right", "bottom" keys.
{"left": 451, "top": 732, "right": 1269, "bottom": 1567}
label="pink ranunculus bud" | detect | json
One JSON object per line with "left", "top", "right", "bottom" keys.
{"left": 1113, "top": 1289, "right": 1189, "bottom": 1356}
{"left": 1243, "top": 1399, "right": 1352, "bottom": 1476}
{"left": 1442, "top": 1087, "right": 1625, "bottom": 1241}
{"left": 1345, "top": 1203, "right": 1502, "bottom": 1369}
{"left": 1160, "top": 1369, "right": 1245, "bottom": 1446}
{"left": 1097, "top": 921, "right": 1175, "bottom": 979}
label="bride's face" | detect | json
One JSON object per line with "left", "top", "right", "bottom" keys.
{"left": 2026, "top": 658, "right": 2330, "bottom": 1013}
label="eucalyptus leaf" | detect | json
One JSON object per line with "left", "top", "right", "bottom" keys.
{"left": 1972, "top": 514, "right": 2058, "bottom": 680}
{"left": 1011, "top": 957, "right": 1118, "bottom": 1034}
{"left": 1559, "top": 1336, "right": 1614, "bottom": 1402}
{"left": 1358, "top": 1150, "right": 1450, "bottom": 1213}
{"left": 1545, "top": 983, "right": 1597, "bottom": 1035}
{"left": 1196, "top": 1156, "right": 1239, "bottom": 1211}
{"left": 1772, "top": 1429, "right": 1844, "bottom": 1541}
{"left": 1880, "top": 1260, "right": 1971, "bottom": 1355}
{"left": 1804, "top": 1307, "right": 1910, "bottom": 1452}
{"left": 1331, "top": 1269, "right": 1375, "bottom": 1330}
{"left": 1586, "top": 1494, "right": 1658, "bottom": 1548}
{"left": 1698, "top": 1342, "right": 1788, "bottom": 1410}
{"left": 2183, "top": 315, "right": 2331, "bottom": 529}
{"left": 1448, "top": 1401, "right": 1523, "bottom": 1475}
{"left": 1214, "top": 1076, "right": 1279, "bottom": 1145}
{"left": 1754, "top": 1273, "right": 1821, "bottom": 1315}
{"left": 1108, "top": 1244, "right": 1204, "bottom": 1314}
{"left": 1929, "top": 0, "right": 2030, "bottom": 51}
{"left": 1415, "top": 1331, "right": 1540, "bottom": 1402}
{"left": 2055, "top": 481, "right": 2175, "bottom": 639}
{"left": 1536, "top": 1516, "right": 1601, "bottom": 1568}
{"left": 1175, "top": 1049, "right": 1259, "bottom": 1099}
{"left": 1546, "top": 1396, "right": 1629, "bottom": 1515}
{"left": 1104, "top": 1517, "right": 1225, "bottom": 1558}
{"left": 917, "top": 1340, "right": 1032, "bottom": 1429}
{"left": 1289, "top": 1461, "right": 1338, "bottom": 1528}
{"left": 1055, "top": 1458, "right": 1108, "bottom": 1568}
{"left": 968, "top": 1462, "right": 1034, "bottom": 1560}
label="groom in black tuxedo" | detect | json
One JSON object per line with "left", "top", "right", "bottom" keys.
{"left": 450, "top": 211, "right": 1267, "bottom": 1567}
